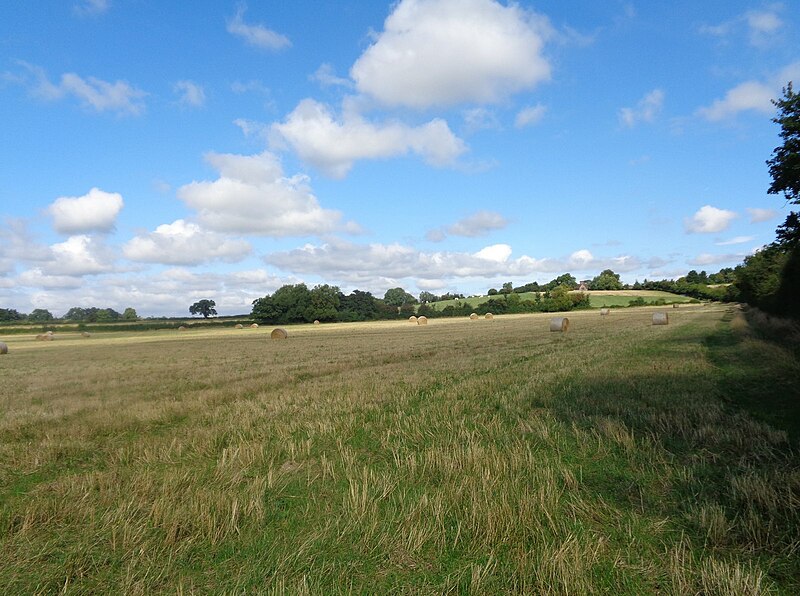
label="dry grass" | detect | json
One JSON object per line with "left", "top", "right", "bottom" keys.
{"left": 0, "top": 305, "right": 797, "bottom": 593}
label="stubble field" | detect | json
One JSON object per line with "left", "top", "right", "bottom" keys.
{"left": 1, "top": 305, "right": 798, "bottom": 594}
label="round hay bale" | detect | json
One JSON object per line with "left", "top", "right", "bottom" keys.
{"left": 250, "top": 323, "right": 259, "bottom": 329}
{"left": 672, "top": 303, "right": 679, "bottom": 309}
{"left": 599, "top": 308, "right": 610, "bottom": 316}
{"left": 235, "top": 323, "right": 244, "bottom": 329}
{"left": 271, "top": 328, "right": 288, "bottom": 340}
{"left": 652, "top": 312, "right": 669, "bottom": 325}
{"left": 469, "top": 313, "right": 478, "bottom": 320}
{"left": 81, "top": 331, "right": 91, "bottom": 338}
{"left": 178, "top": 326, "right": 187, "bottom": 331}
{"left": 485, "top": 313, "right": 494, "bottom": 320}
{"left": 314, "top": 320, "right": 320, "bottom": 325}
{"left": 0, "top": 342, "right": 8, "bottom": 354}
{"left": 417, "top": 316, "right": 428, "bottom": 325}
{"left": 408, "top": 316, "right": 417, "bottom": 323}
{"left": 46, "top": 330, "right": 54, "bottom": 335}
{"left": 36, "top": 333, "right": 53, "bottom": 341}
{"left": 549, "top": 317, "right": 569, "bottom": 332}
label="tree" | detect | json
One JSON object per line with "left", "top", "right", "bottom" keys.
{"left": 0, "top": 308, "right": 25, "bottom": 321}
{"left": 27, "top": 308, "right": 54, "bottom": 322}
{"left": 306, "top": 284, "right": 340, "bottom": 322}
{"left": 189, "top": 299, "right": 217, "bottom": 318}
{"left": 767, "top": 83, "right": 800, "bottom": 205}
{"left": 419, "top": 291, "right": 438, "bottom": 303}
{"left": 589, "top": 269, "right": 623, "bottom": 290}
{"left": 383, "top": 287, "right": 417, "bottom": 307}
{"left": 122, "top": 307, "right": 138, "bottom": 320}
{"left": 500, "top": 282, "right": 513, "bottom": 294}
{"left": 339, "top": 290, "right": 378, "bottom": 321}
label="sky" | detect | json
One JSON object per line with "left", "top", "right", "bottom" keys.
{"left": 1, "top": 0, "right": 798, "bottom": 317}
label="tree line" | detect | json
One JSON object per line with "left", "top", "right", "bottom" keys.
{"left": 0, "top": 306, "right": 138, "bottom": 323}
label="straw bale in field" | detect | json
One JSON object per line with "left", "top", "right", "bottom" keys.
{"left": 673, "top": 303, "right": 679, "bottom": 308}
{"left": 417, "top": 316, "right": 428, "bottom": 325}
{"left": 314, "top": 320, "right": 320, "bottom": 325}
{"left": 81, "top": 332, "right": 91, "bottom": 338}
{"left": 652, "top": 312, "right": 669, "bottom": 325}
{"left": 408, "top": 316, "right": 417, "bottom": 323}
{"left": 178, "top": 326, "right": 187, "bottom": 331}
{"left": 0, "top": 342, "right": 7, "bottom": 354}
{"left": 549, "top": 317, "right": 569, "bottom": 332}
{"left": 485, "top": 313, "right": 493, "bottom": 320}
{"left": 250, "top": 323, "right": 259, "bottom": 329}
{"left": 235, "top": 324, "right": 244, "bottom": 329}
{"left": 36, "top": 333, "right": 53, "bottom": 341}
{"left": 470, "top": 313, "right": 478, "bottom": 320}
{"left": 271, "top": 328, "right": 288, "bottom": 339}
{"left": 600, "top": 308, "right": 610, "bottom": 316}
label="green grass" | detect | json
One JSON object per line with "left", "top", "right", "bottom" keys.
{"left": 429, "top": 289, "right": 695, "bottom": 311}
{"left": 0, "top": 306, "right": 797, "bottom": 593}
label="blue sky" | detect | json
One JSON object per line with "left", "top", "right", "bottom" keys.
{"left": 1, "top": 0, "right": 798, "bottom": 316}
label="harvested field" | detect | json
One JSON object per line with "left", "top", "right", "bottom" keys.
{"left": 0, "top": 305, "right": 797, "bottom": 593}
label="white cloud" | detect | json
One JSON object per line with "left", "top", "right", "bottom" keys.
{"left": 515, "top": 104, "right": 547, "bottom": 128}
{"left": 619, "top": 89, "right": 664, "bottom": 127}
{"left": 18, "top": 268, "right": 84, "bottom": 289}
{"left": 174, "top": 80, "right": 206, "bottom": 107}
{"left": 123, "top": 220, "right": 251, "bottom": 265}
{"left": 701, "top": 6, "right": 784, "bottom": 47}
{"left": 271, "top": 99, "right": 467, "bottom": 178}
{"left": 44, "top": 235, "right": 116, "bottom": 276}
{"left": 715, "top": 235, "right": 754, "bottom": 246}
{"left": 685, "top": 205, "right": 738, "bottom": 233}
{"left": 177, "top": 151, "right": 352, "bottom": 236}
{"left": 227, "top": 3, "right": 290, "bottom": 51}
{"left": 19, "top": 62, "right": 146, "bottom": 115}
{"left": 48, "top": 188, "right": 124, "bottom": 234}
{"left": 688, "top": 252, "right": 745, "bottom": 266}
{"left": 747, "top": 207, "right": 778, "bottom": 223}
{"left": 265, "top": 239, "right": 651, "bottom": 286}
{"left": 310, "top": 64, "right": 351, "bottom": 88}
{"left": 350, "top": 0, "right": 552, "bottom": 108}
{"left": 0, "top": 219, "right": 51, "bottom": 273}
{"left": 463, "top": 108, "right": 501, "bottom": 132}
{"left": 73, "top": 0, "right": 109, "bottom": 16}
{"left": 696, "top": 62, "right": 800, "bottom": 121}
{"left": 449, "top": 211, "right": 508, "bottom": 237}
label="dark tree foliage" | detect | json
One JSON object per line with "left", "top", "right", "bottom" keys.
{"left": 189, "top": 299, "right": 217, "bottom": 319}
{"left": 383, "top": 287, "right": 417, "bottom": 307}
{"left": 63, "top": 307, "right": 121, "bottom": 322}
{"left": 27, "top": 308, "right": 54, "bottom": 322}
{"left": 0, "top": 308, "right": 25, "bottom": 321}
{"left": 732, "top": 82, "right": 800, "bottom": 317}
{"left": 767, "top": 83, "right": 800, "bottom": 205}
{"left": 589, "top": 269, "right": 623, "bottom": 290}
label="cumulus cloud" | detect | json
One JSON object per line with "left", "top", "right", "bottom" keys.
{"left": 463, "top": 108, "right": 501, "bottom": 132}
{"left": 271, "top": 99, "right": 467, "bottom": 177}
{"left": 227, "top": 3, "right": 290, "bottom": 51}
{"left": 0, "top": 219, "right": 51, "bottom": 273}
{"left": 47, "top": 188, "right": 124, "bottom": 234}
{"left": 685, "top": 205, "right": 738, "bottom": 233}
{"left": 696, "top": 62, "right": 800, "bottom": 121}
{"left": 747, "top": 207, "right": 778, "bottom": 223}
{"left": 174, "top": 80, "right": 206, "bottom": 108}
{"left": 619, "top": 89, "right": 664, "bottom": 127}
{"left": 17, "top": 62, "right": 146, "bottom": 115}
{"left": 123, "top": 220, "right": 251, "bottom": 265}
{"left": 350, "top": 0, "right": 552, "bottom": 108}
{"left": 44, "top": 235, "right": 116, "bottom": 276}
{"left": 177, "top": 151, "right": 353, "bottom": 236}
{"left": 265, "top": 239, "right": 651, "bottom": 286}
{"left": 451, "top": 211, "right": 508, "bottom": 237}
{"left": 515, "top": 104, "right": 547, "bottom": 128}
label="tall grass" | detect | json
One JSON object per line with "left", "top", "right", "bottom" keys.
{"left": 0, "top": 306, "right": 797, "bottom": 593}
